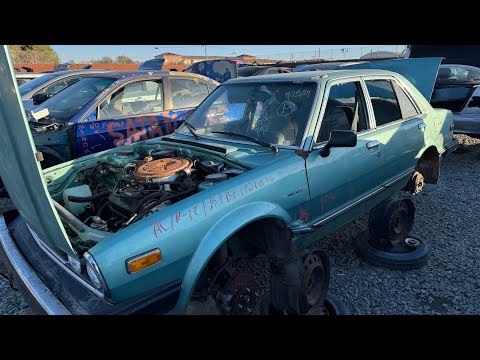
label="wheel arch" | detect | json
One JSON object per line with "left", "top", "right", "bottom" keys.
{"left": 416, "top": 145, "right": 440, "bottom": 184}
{"left": 170, "top": 201, "right": 292, "bottom": 314}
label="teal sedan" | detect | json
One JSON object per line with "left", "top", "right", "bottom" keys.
{"left": 0, "top": 47, "right": 458, "bottom": 315}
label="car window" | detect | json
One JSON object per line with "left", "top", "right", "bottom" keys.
{"left": 436, "top": 65, "right": 480, "bottom": 85}
{"left": 317, "top": 81, "right": 368, "bottom": 143}
{"left": 17, "top": 78, "right": 31, "bottom": 86}
{"left": 18, "top": 73, "right": 57, "bottom": 95}
{"left": 364, "top": 79, "right": 402, "bottom": 127}
{"left": 98, "top": 80, "right": 163, "bottom": 119}
{"left": 391, "top": 80, "right": 420, "bottom": 119}
{"left": 33, "top": 76, "right": 116, "bottom": 123}
{"left": 170, "top": 77, "right": 209, "bottom": 109}
{"left": 39, "top": 76, "right": 84, "bottom": 95}
{"left": 266, "top": 68, "right": 279, "bottom": 75}
{"left": 180, "top": 82, "right": 317, "bottom": 147}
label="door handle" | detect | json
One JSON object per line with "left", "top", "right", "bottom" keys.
{"left": 418, "top": 123, "right": 426, "bottom": 131}
{"left": 366, "top": 140, "right": 380, "bottom": 149}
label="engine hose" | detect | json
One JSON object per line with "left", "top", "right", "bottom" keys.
{"left": 67, "top": 190, "right": 112, "bottom": 203}
{"left": 96, "top": 201, "right": 110, "bottom": 218}
{"left": 131, "top": 182, "right": 191, "bottom": 215}
{"left": 132, "top": 184, "right": 199, "bottom": 223}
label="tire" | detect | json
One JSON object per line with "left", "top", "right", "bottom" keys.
{"left": 368, "top": 198, "right": 415, "bottom": 247}
{"left": 352, "top": 231, "right": 429, "bottom": 270}
{"left": 324, "top": 292, "right": 350, "bottom": 315}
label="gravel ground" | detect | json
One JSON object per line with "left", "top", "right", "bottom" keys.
{"left": 1, "top": 134, "right": 479, "bottom": 315}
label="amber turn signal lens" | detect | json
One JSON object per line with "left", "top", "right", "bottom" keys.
{"left": 127, "top": 249, "right": 161, "bottom": 273}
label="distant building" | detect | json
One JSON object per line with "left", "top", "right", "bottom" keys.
{"left": 154, "top": 52, "right": 275, "bottom": 65}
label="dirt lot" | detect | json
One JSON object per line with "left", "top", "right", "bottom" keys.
{"left": 1, "top": 134, "right": 479, "bottom": 315}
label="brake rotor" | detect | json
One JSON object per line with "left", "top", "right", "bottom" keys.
{"left": 135, "top": 158, "right": 191, "bottom": 181}
{"left": 406, "top": 171, "right": 425, "bottom": 194}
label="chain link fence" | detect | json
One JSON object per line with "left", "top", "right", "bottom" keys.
{"left": 12, "top": 45, "right": 407, "bottom": 65}
{"left": 258, "top": 45, "right": 407, "bottom": 63}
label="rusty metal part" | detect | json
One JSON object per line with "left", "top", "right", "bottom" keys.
{"left": 369, "top": 198, "right": 415, "bottom": 249}
{"left": 227, "top": 272, "right": 261, "bottom": 315}
{"left": 214, "top": 270, "right": 262, "bottom": 315}
{"left": 386, "top": 200, "right": 415, "bottom": 247}
{"left": 135, "top": 158, "right": 192, "bottom": 181}
{"left": 298, "top": 249, "right": 330, "bottom": 314}
{"left": 406, "top": 171, "right": 425, "bottom": 194}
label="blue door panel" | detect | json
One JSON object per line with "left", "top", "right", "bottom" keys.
{"left": 75, "top": 109, "right": 192, "bottom": 156}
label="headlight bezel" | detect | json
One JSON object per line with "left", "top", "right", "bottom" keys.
{"left": 84, "top": 252, "right": 109, "bottom": 297}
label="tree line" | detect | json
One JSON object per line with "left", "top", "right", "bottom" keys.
{"left": 9, "top": 45, "right": 137, "bottom": 65}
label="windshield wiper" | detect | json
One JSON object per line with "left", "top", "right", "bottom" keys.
{"left": 183, "top": 122, "right": 201, "bottom": 140}
{"left": 211, "top": 131, "right": 278, "bottom": 152}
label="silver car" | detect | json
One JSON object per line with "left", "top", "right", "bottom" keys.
{"left": 15, "top": 72, "right": 47, "bottom": 86}
{"left": 431, "top": 64, "right": 480, "bottom": 138}
{"left": 19, "top": 69, "right": 109, "bottom": 111}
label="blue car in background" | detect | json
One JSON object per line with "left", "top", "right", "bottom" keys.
{"left": 28, "top": 70, "right": 219, "bottom": 166}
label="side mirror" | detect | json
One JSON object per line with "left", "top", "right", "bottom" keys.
{"left": 32, "top": 92, "right": 53, "bottom": 106}
{"left": 320, "top": 130, "right": 357, "bottom": 157}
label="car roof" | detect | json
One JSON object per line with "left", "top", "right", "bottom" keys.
{"left": 226, "top": 69, "right": 401, "bottom": 84}
{"left": 15, "top": 72, "right": 46, "bottom": 78}
{"left": 89, "top": 70, "right": 218, "bottom": 83}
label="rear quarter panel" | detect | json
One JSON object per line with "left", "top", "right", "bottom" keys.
{"left": 398, "top": 74, "right": 453, "bottom": 154}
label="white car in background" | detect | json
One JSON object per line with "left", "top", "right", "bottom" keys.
{"left": 15, "top": 72, "right": 46, "bottom": 86}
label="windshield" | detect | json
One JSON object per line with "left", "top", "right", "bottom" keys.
{"left": 178, "top": 82, "right": 317, "bottom": 147}
{"left": 18, "top": 73, "right": 57, "bottom": 95}
{"left": 33, "top": 76, "right": 116, "bottom": 123}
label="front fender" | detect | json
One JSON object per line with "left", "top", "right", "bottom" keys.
{"left": 170, "top": 201, "right": 291, "bottom": 314}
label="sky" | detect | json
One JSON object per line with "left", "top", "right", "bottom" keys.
{"left": 51, "top": 45, "right": 405, "bottom": 63}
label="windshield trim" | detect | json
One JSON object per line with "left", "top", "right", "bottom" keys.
{"left": 173, "top": 130, "right": 300, "bottom": 150}
{"left": 177, "top": 80, "right": 320, "bottom": 150}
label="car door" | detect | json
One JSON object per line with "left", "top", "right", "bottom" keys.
{"left": 305, "top": 78, "right": 384, "bottom": 227}
{"left": 362, "top": 76, "right": 425, "bottom": 185}
{"left": 75, "top": 78, "right": 166, "bottom": 156}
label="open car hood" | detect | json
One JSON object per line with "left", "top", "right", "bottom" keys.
{"left": 0, "top": 46, "right": 76, "bottom": 257}
{"left": 183, "top": 59, "right": 238, "bottom": 83}
{"left": 341, "top": 57, "right": 442, "bottom": 102}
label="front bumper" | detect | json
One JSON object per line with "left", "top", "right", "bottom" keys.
{"left": 0, "top": 215, "right": 71, "bottom": 314}
{"left": 0, "top": 214, "right": 181, "bottom": 315}
{"left": 440, "top": 138, "right": 459, "bottom": 158}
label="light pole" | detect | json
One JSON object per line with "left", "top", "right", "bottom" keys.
{"left": 204, "top": 45, "right": 208, "bottom": 59}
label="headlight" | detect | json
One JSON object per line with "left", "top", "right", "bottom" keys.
{"left": 84, "top": 252, "right": 108, "bottom": 295}
{"left": 67, "top": 255, "right": 82, "bottom": 275}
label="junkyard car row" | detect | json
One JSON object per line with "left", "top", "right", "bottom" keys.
{"left": 0, "top": 46, "right": 465, "bottom": 315}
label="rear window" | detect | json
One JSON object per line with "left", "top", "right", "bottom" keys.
{"left": 237, "top": 67, "right": 262, "bottom": 77}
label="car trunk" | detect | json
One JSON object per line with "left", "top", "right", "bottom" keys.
{"left": 0, "top": 46, "right": 77, "bottom": 257}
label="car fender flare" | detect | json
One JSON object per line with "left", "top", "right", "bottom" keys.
{"left": 170, "top": 201, "right": 291, "bottom": 314}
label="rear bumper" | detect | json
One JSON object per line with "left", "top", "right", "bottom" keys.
{"left": 439, "top": 138, "right": 459, "bottom": 158}
{"left": 0, "top": 214, "right": 181, "bottom": 315}
{"left": 0, "top": 215, "right": 71, "bottom": 314}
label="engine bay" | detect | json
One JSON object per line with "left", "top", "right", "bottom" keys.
{"left": 52, "top": 147, "right": 246, "bottom": 255}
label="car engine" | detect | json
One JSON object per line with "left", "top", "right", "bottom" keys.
{"left": 58, "top": 148, "right": 245, "bottom": 251}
